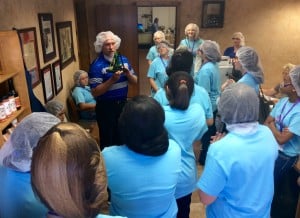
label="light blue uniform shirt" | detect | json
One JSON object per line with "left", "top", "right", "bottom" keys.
{"left": 195, "top": 62, "right": 221, "bottom": 112}
{"left": 146, "top": 45, "right": 159, "bottom": 62}
{"left": 147, "top": 56, "right": 169, "bottom": 96}
{"left": 163, "top": 103, "right": 207, "bottom": 198}
{"left": 102, "top": 141, "right": 181, "bottom": 218}
{"left": 0, "top": 166, "right": 47, "bottom": 218}
{"left": 237, "top": 73, "right": 259, "bottom": 94}
{"left": 154, "top": 84, "right": 213, "bottom": 119}
{"left": 72, "top": 86, "right": 96, "bottom": 120}
{"left": 197, "top": 124, "right": 278, "bottom": 218}
{"left": 270, "top": 97, "right": 300, "bottom": 156}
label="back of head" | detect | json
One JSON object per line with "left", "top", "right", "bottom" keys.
{"left": 31, "top": 122, "right": 107, "bottom": 218}
{"left": 289, "top": 65, "right": 300, "bottom": 96}
{"left": 45, "top": 100, "right": 64, "bottom": 117}
{"left": 199, "top": 40, "right": 222, "bottom": 63}
{"left": 73, "top": 70, "right": 87, "bottom": 87}
{"left": 218, "top": 83, "right": 259, "bottom": 124}
{"left": 94, "top": 31, "right": 121, "bottom": 53}
{"left": 166, "top": 48, "right": 193, "bottom": 76}
{"left": 232, "top": 32, "right": 245, "bottom": 46}
{"left": 166, "top": 71, "right": 194, "bottom": 110}
{"left": 236, "top": 46, "right": 264, "bottom": 84}
{"left": 119, "top": 95, "right": 169, "bottom": 156}
{"left": 0, "top": 112, "right": 60, "bottom": 172}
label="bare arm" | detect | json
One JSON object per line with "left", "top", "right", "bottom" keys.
{"left": 149, "top": 78, "right": 158, "bottom": 92}
{"left": 264, "top": 115, "right": 294, "bottom": 145}
{"left": 123, "top": 68, "right": 138, "bottom": 84}
{"left": 91, "top": 72, "right": 121, "bottom": 97}
{"left": 206, "top": 118, "right": 214, "bottom": 126}
{"left": 78, "top": 102, "right": 96, "bottom": 111}
{"left": 197, "top": 189, "right": 217, "bottom": 205}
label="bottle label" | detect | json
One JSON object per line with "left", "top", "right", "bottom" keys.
{"left": 0, "top": 104, "right": 6, "bottom": 121}
{"left": 15, "top": 96, "right": 21, "bottom": 109}
{"left": 9, "top": 96, "right": 17, "bottom": 112}
{"left": 3, "top": 99, "right": 12, "bottom": 117}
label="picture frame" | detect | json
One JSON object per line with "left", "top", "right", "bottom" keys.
{"left": 201, "top": 1, "right": 225, "bottom": 28}
{"left": 18, "top": 27, "right": 41, "bottom": 88}
{"left": 38, "top": 13, "right": 56, "bottom": 63}
{"left": 56, "top": 21, "right": 75, "bottom": 69}
{"left": 52, "top": 59, "right": 63, "bottom": 95}
{"left": 41, "top": 64, "right": 54, "bottom": 103}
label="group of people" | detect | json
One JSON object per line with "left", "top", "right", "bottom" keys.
{"left": 0, "top": 23, "right": 299, "bottom": 218}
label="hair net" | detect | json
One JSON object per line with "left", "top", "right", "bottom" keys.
{"left": 289, "top": 65, "right": 300, "bottom": 96}
{"left": 94, "top": 31, "right": 121, "bottom": 53}
{"left": 236, "top": 46, "right": 264, "bottom": 84}
{"left": 0, "top": 112, "right": 60, "bottom": 172}
{"left": 45, "top": 100, "right": 64, "bottom": 117}
{"left": 232, "top": 32, "right": 245, "bottom": 46}
{"left": 73, "top": 70, "right": 87, "bottom": 86}
{"left": 199, "top": 40, "right": 222, "bottom": 63}
{"left": 218, "top": 83, "right": 259, "bottom": 124}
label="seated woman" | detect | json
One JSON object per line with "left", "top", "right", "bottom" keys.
{"left": 72, "top": 70, "right": 96, "bottom": 120}
{"left": 0, "top": 113, "right": 60, "bottom": 218}
{"left": 31, "top": 122, "right": 124, "bottom": 218}
{"left": 45, "top": 100, "right": 66, "bottom": 122}
{"left": 102, "top": 95, "right": 181, "bottom": 218}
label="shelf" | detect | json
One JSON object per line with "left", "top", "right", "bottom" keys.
{"left": 0, "top": 72, "right": 18, "bottom": 84}
{"left": 0, "top": 108, "right": 25, "bottom": 132}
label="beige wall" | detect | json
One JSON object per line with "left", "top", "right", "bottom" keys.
{"left": 0, "top": 0, "right": 79, "bottom": 110}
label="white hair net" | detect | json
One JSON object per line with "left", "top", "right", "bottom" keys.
{"left": 236, "top": 46, "right": 264, "bottom": 84}
{"left": 45, "top": 100, "right": 64, "bottom": 117}
{"left": 73, "top": 70, "right": 87, "bottom": 86}
{"left": 218, "top": 83, "right": 259, "bottom": 124}
{"left": 289, "top": 65, "right": 300, "bottom": 96}
{"left": 0, "top": 112, "right": 60, "bottom": 172}
{"left": 94, "top": 31, "right": 121, "bottom": 53}
{"left": 199, "top": 40, "right": 221, "bottom": 63}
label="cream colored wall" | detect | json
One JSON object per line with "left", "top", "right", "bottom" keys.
{"left": 0, "top": 0, "right": 79, "bottom": 111}
{"left": 86, "top": 0, "right": 300, "bottom": 89}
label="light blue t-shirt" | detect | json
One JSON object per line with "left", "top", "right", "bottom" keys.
{"left": 237, "top": 73, "right": 259, "bottom": 94}
{"left": 146, "top": 45, "right": 159, "bottom": 62}
{"left": 195, "top": 62, "right": 221, "bottom": 112}
{"left": 179, "top": 38, "right": 203, "bottom": 57}
{"left": 102, "top": 141, "right": 181, "bottom": 218}
{"left": 154, "top": 84, "right": 213, "bottom": 119}
{"left": 147, "top": 56, "right": 169, "bottom": 96}
{"left": 0, "top": 166, "right": 47, "bottom": 218}
{"left": 197, "top": 124, "right": 278, "bottom": 218}
{"left": 270, "top": 97, "right": 300, "bottom": 156}
{"left": 163, "top": 103, "right": 207, "bottom": 199}
{"left": 72, "top": 86, "right": 96, "bottom": 120}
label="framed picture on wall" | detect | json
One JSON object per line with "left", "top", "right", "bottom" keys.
{"left": 38, "top": 13, "right": 56, "bottom": 63}
{"left": 52, "top": 60, "right": 63, "bottom": 95}
{"left": 56, "top": 21, "right": 75, "bottom": 69}
{"left": 201, "top": 1, "right": 225, "bottom": 28}
{"left": 41, "top": 64, "right": 54, "bottom": 103}
{"left": 18, "top": 27, "right": 41, "bottom": 88}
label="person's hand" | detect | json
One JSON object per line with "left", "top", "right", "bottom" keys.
{"left": 122, "top": 67, "right": 130, "bottom": 77}
{"left": 210, "top": 132, "right": 226, "bottom": 144}
{"left": 111, "top": 71, "right": 122, "bottom": 82}
{"left": 221, "top": 79, "right": 235, "bottom": 91}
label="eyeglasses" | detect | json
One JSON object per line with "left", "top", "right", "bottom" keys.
{"left": 232, "top": 38, "right": 240, "bottom": 40}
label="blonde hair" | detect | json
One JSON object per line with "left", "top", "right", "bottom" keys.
{"left": 31, "top": 123, "right": 107, "bottom": 218}
{"left": 153, "top": 30, "right": 165, "bottom": 41}
{"left": 184, "top": 23, "right": 200, "bottom": 40}
{"left": 232, "top": 32, "right": 245, "bottom": 46}
{"left": 283, "top": 63, "right": 296, "bottom": 74}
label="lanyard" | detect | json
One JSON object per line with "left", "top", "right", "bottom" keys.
{"left": 185, "top": 38, "right": 195, "bottom": 52}
{"left": 160, "top": 56, "right": 168, "bottom": 69}
{"left": 278, "top": 98, "right": 300, "bottom": 131}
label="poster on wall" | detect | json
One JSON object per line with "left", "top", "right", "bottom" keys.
{"left": 38, "top": 13, "right": 56, "bottom": 63}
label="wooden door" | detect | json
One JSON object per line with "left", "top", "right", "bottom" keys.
{"left": 95, "top": 4, "right": 139, "bottom": 98}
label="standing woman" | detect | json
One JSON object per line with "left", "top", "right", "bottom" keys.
{"left": 163, "top": 71, "right": 207, "bottom": 218}
{"left": 223, "top": 32, "right": 245, "bottom": 58}
{"left": 146, "top": 30, "right": 166, "bottom": 65}
{"left": 264, "top": 66, "right": 300, "bottom": 216}
{"left": 89, "top": 31, "right": 137, "bottom": 150}
{"left": 195, "top": 40, "right": 222, "bottom": 165}
{"left": 147, "top": 40, "right": 172, "bottom": 96}
{"left": 178, "top": 23, "right": 203, "bottom": 76}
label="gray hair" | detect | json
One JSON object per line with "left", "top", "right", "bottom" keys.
{"left": 184, "top": 23, "right": 200, "bottom": 39}
{"left": 218, "top": 83, "right": 259, "bottom": 124}
{"left": 73, "top": 70, "right": 87, "bottom": 87}
{"left": 153, "top": 31, "right": 165, "bottom": 40}
{"left": 199, "top": 40, "right": 222, "bottom": 63}
{"left": 45, "top": 100, "right": 64, "bottom": 117}
{"left": 94, "top": 31, "right": 121, "bottom": 53}
{"left": 232, "top": 32, "right": 245, "bottom": 46}
{"left": 236, "top": 46, "right": 264, "bottom": 84}
{"left": 0, "top": 112, "right": 60, "bottom": 172}
{"left": 289, "top": 65, "right": 300, "bottom": 96}
{"left": 157, "top": 40, "right": 172, "bottom": 50}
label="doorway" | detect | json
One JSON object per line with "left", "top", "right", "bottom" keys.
{"left": 137, "top": 3, "right": 180, "bottom": 96}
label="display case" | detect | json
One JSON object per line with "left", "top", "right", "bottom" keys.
{"left": 0, "top": 31, "right": 31, "bottom": 147}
